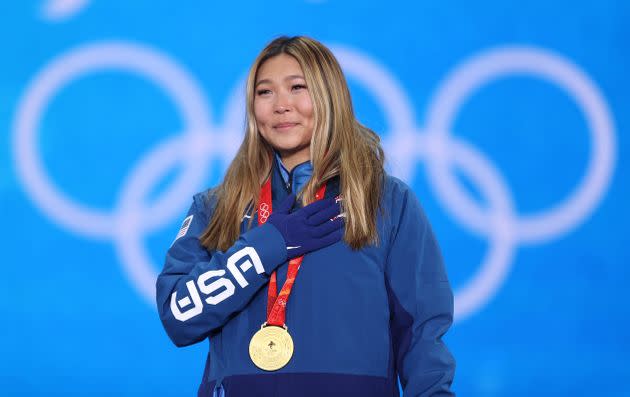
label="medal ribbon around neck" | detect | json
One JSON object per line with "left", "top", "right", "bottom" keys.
{"left": 258, "top": 177, "right": 327, "bottom": 327}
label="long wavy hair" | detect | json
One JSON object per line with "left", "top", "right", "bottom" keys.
{"left": 200, "top": 36, "right": 385, "bottom": 251}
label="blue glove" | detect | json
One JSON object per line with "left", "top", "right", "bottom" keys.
{"left": 266, "top": 193, "right": 344, "bottom": 259}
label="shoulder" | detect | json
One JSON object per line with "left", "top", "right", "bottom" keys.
{"left": 382, "top": 173, "right": 418, "bottom": 211}
{"left": 383, "top": 173, "right": 412, "bottom": 196}
{"left": 380, "top": 173, "right": 431, "bottom": 231}
{"left": 191, "top": 186, "right": 220, "bottom": 220}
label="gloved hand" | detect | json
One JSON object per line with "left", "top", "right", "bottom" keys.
{"left": 266, "top": 193, "right": 344, "bottom": 259}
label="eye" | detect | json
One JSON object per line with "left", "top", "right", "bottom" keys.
{"left": 292, "top": 84, "right": 307, "bottom": 91}
{"left": 256, "top": 88, "right": 272, "bottom": 96}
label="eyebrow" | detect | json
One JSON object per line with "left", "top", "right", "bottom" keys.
{"left": 255, "top": 75, "right": 305, "bottom": 87}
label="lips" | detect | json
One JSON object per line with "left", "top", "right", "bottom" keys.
{"left": 273, "top": 122, "right": 299, "bottom": 129}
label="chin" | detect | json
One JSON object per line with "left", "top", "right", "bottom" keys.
{"left": 271, "top": 139, "right": 308, "bottom": 153}
{"left": 275, "top": 147, "right": 307, "bottom": 157}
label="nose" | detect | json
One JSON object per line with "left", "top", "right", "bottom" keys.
{"left": 273, "top": 92, "right": 291, "bottom": 114}
{"left": 274, "top": 105, "right": 289, "bottom": 114}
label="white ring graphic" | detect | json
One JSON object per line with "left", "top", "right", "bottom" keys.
{"left": 424, "top": 46, "right": 616, "bottom": 243}
{"left": 12, "top": 42, "right": 213, "bottom": 239}
{"left": 41, "top": 0, "right": 90, "bottom": 22}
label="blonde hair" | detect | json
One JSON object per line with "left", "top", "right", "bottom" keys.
{"left": 201, "top": 36, "right": 385, "bottom": 251}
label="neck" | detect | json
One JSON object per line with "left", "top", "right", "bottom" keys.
{"left": 278, "top": 147, "right": 311, "bottom": 172}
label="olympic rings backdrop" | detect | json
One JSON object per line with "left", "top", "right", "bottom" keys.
{"left": 2, "top": 1, "right": 629, "bottom": 396}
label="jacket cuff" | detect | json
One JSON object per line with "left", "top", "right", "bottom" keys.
{"left": 241, "top": 223, "right": 288, "bottom": 276}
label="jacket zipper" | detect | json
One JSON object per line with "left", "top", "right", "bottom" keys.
{"left": 283, "top": 159, "right": 310, "bottom": 194}
{"left": 285, "top": 170, "right": 293, "bottom": 193}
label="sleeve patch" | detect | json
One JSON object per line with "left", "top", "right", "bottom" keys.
{"left": 174, "top": 215, "right": 194, "bottom": 242}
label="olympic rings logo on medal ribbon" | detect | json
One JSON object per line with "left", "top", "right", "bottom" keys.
{"left": 259, "top": 203, "right": 271, "bottom": 224}
{"left": 11, "top": 41, "right": 616, "bottom": 323}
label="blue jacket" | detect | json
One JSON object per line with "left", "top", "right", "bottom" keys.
{"left": 156, "top": 157, "right": 456, "bottom": 397}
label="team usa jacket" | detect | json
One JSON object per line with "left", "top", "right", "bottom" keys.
{"left": 156, "top": 156, "right": 456, "bottom": 397}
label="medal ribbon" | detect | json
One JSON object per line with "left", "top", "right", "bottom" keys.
{"left": 257, "top": 177, "right": 326, "bottom": 327}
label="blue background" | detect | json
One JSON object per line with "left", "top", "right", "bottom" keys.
{"left": 2, "top": 1, "right": 629, "bottom": 396}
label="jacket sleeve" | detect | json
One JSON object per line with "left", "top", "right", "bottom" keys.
{"left": 384, "top": 184, "right": 456, "bottom": 396}
{"left": 155, "top": 192, "right": 288, "bottom": 347}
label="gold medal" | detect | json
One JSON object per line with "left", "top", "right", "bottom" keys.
{"left": 249, "top": 323, "right": 294, "bottom": 371}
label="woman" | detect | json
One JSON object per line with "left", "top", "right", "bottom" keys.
{"left": 156, "top": 36, "right": 455, "bottom": 397}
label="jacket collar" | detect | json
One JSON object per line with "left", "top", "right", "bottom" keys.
{"left": 274, "top": 151, "right": 313, "bottom": 195}
{"left": 271, "top": 152, "right": 340, "bottom": 209}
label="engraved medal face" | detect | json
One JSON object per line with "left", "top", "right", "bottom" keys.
{"left": 249, "top": 325, "right": 294, "bottom": 371}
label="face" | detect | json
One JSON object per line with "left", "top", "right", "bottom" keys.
{"left": 254, "top": 54, "right": 314, "bottom": 167}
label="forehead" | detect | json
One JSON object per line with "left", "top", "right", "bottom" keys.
{"left": 256, "top": 54, "right": 304, "bottom": 81}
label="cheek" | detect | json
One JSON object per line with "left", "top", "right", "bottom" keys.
{"left": 298, "top": 95, "right": 314, "bottom": 121}
{"left": 253, "top": 101, "right": 268, "bottom": 126}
